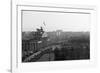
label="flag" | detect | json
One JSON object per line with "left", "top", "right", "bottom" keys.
{"left": 43, "top": 21, "right": 46, "bottom": 26}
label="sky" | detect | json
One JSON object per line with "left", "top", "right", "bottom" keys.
{"left": 22, "top": 10, "right": 90, "bottom": 32}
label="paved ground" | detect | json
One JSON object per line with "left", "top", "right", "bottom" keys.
{"left": 37, "top": 53, "right": 55, "bottom": 61}
{"left": 23, "top": 48, "right": 54, "bottom": 62}
{"left": 23, "top": 44, "right": 61, "bottom": 62}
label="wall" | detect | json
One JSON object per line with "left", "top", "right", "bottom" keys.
{"left": 0, "top": 0, "right": 99, "bottom": 73}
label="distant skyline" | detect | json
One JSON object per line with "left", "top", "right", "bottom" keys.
{"left": 22, "top": 11, "right": 90, "bottom": 32}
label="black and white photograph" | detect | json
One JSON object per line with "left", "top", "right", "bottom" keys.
{"left": 22, "top": 10, "right": 90, "bottom": 62}
{"left": 9, "top": 0, "right": 97, "bottom": 72}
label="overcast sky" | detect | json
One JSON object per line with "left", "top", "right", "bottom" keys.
{"left": 22, "top": 11, "right": 90, "bottom": 32}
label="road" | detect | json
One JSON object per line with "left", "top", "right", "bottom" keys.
{"left": 23, "top": 44, "right": 61, "bottom": 62}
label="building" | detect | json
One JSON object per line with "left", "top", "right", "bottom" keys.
{"left": 22, "top": 26, "right": 48, "bottom": 60}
